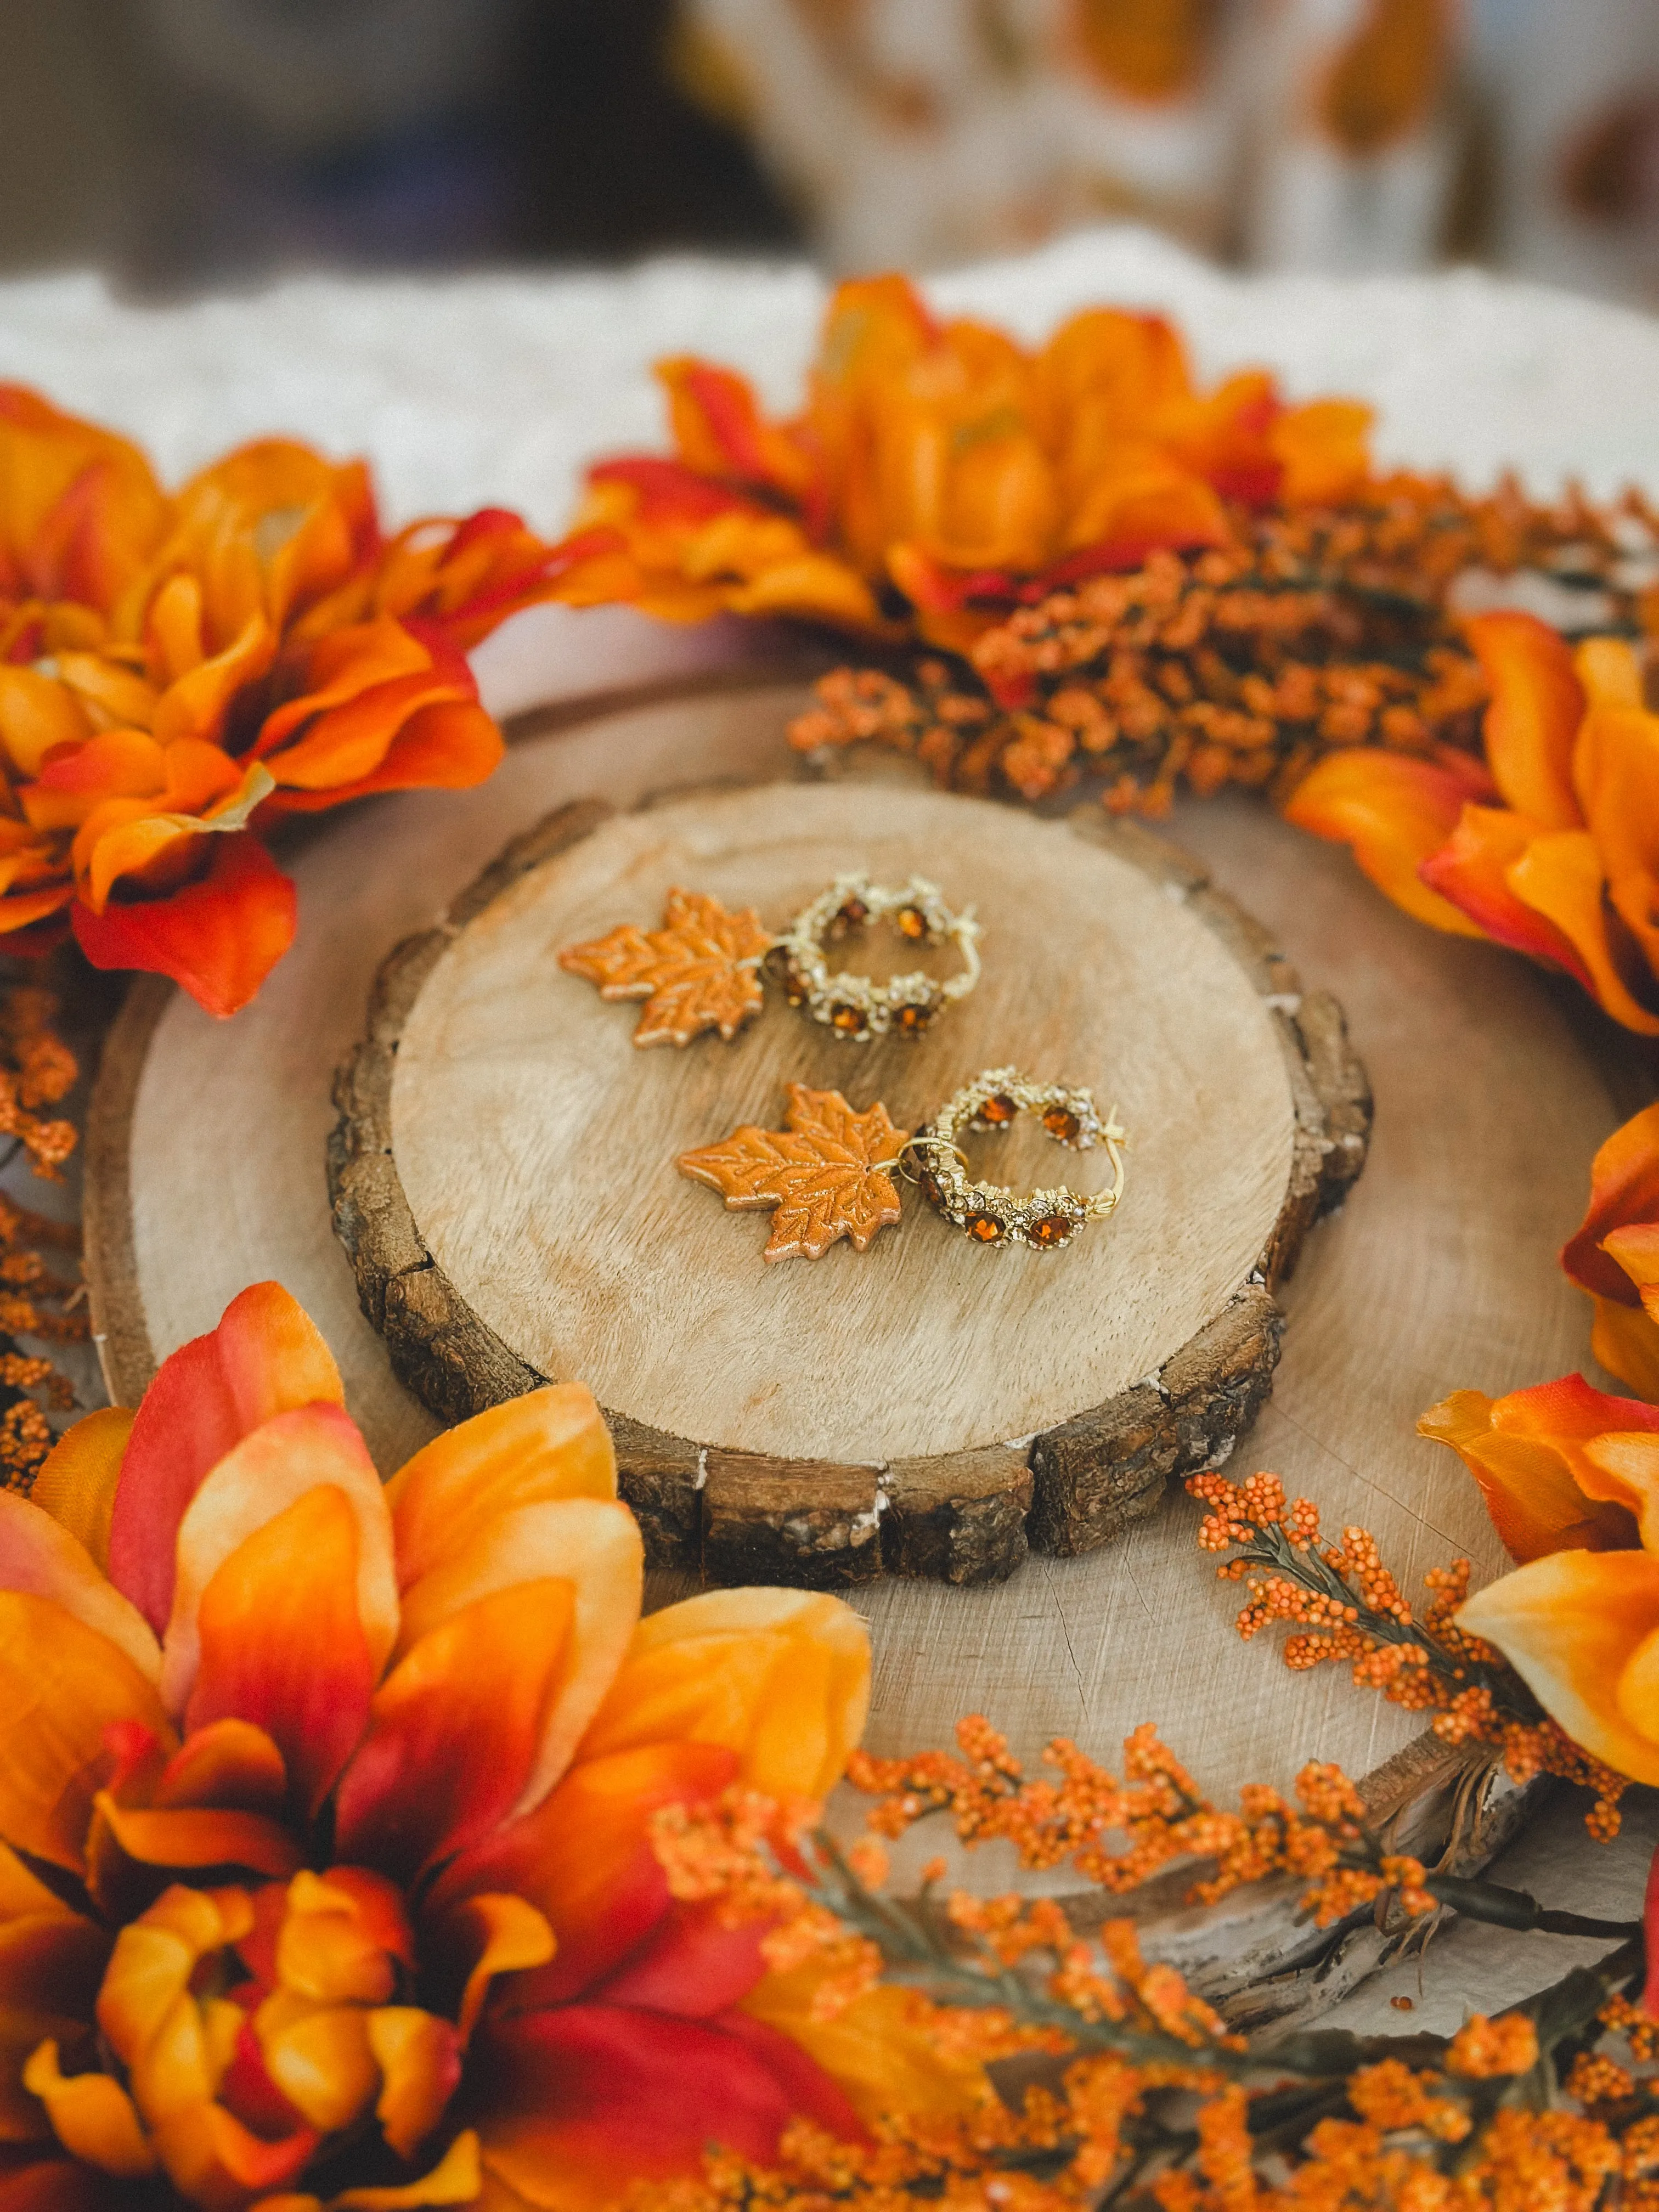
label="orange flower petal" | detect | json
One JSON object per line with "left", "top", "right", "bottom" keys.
{"left": 386, "top": 1384, "right": 616, "bottom": 1592}
{"left": 0, "top": 885, "right": 75, "bottom": 941}
{"left": 71, "top": 832, "right": 297, "bottom": 1020}
{"left": 25, "top": 1410, "right": 131, "bottom": 1576}
{"left": 392, "top": 1496, "right": 640, "bottom": 1812}
{"left": 259, "top": 663, "right": 470, "bottom": 793}
{"left": 1590, "top": 1293, "right": 1659, "bottom": 1404}
{"left": 1418, "top": 804, "right": 1595, "bottom": 986}
{"left": 425, "top": 1742, "right": 740, "bottom": 2001}
{"left": 0, "top": 669, "right": 93, "bottom": 780}
{"left": 0, "top": 385, "right": 170, "bottom": 613}
{"left": 149, "top": 2102, "right": 318, "bottom": 2207}
{"left": 1464, "top": 611, "right": 1585, "bottom": 829}
{"left": 96, "top": 1888, "right": 259, "bottom": 2162}
{"left": 145, "top": 572, "right": 205, "bottom": 685}
{"left": 20, "top": 2042, "right": 153, "bottom": 2177}
{"left": 336, "top": 1491, "right": 642, "bottom": 1882}
{"left": 88, "top": 1791, "right": 301, "bottom": 1881}
{"left": 0, "top": 1916, "right": 113, "bottom": 2141}
{"left": 578, "top": 1588, "right": 871, "bottom": 1802}
{"left": 258, "top": 697, "right": 505, "bottom": 817}
{"left": 657, "top": 359, "right": 814, "bottom": 502}
{"left": 1577, "top": 636, "right": 1645, "bottom": 710}
{"left": 0, "top": 1492, "right": 157, "bottom": 1684}
{"left": 1605, "top": 1223, "right": 1659, "bottom": 1363}
{"left": 154, "top": 1719, "right": 287, "bottom": 1814}
{"left": 1054, "top": 461, "right": 1230, "bottom": 569}
{"left": 1572, "top": 698, "right": 1659, "bottom": 981}
{"left": 256, "top": 618, "right": 433, "bottom": 751}
{"left": 1562, "top": 1101, "right": 1659, "bottom": 1305}
{"left": 256, "top": 2001, "right": 378, "bottom": 2134}
{"left": 362, "top": 508, "right": 558, "bottom": 652}
{"left": 1283, "top": 749, "right": 1492, "bottom": 936}
{"left": 150, "top": 613, "right": 276, "bottom": 750}
{"left": 1503, "top": 828, "right": 1659, "bottom": 1035}
{"left": 1573, "top": 1431, "right": 1659, "bottom": 1549}
{"left": 151, "top": 439, "right": 375, "bottom": 645}
{"left": 1270, "top": 399, "right": 1374, "bottom": 507}
{"left": 275, "top": 1869, "right": 412, "bottom": 2002}
{"left": 1458, "top": 1547, "right": 1659, "bottom": 1784}
{"left": 0, "top": 1593, "right": 170, "bottom": 1871}
{"left": 0, "top": 1837, "right": 82, "bottom": 1923}
{"left": 422, "top": 1894, "right": 555, "bottom": 2047}
{"left": 75, "top": 759, "right": 273, "bottom": 911}
{"left": 583, "top": 1900, "right": 768, "bottom": 2021}
{"left": 365, "top": 2010, "right": 462, "bottom": 2162}
{"left": 161, "top": 1402, "right": 395, "bottom": 1720}
{"left": 108, "top": 1281, "right": 343, "bottom": 1636}
{"left": 1418, "top": 1376, "right": 1655, "bottom": 1562}
{"left": 184, "top": 1481, "right": 381, "bottom": 1819}
{"left": 742, "top": 1962, "right": 989, "bottom": 2123}
{"left": 334, "top": 1579, "right": 572, "bottom": 1883}
{"left": 720, "top": 556, "right": 884, "bottom": 631}
{"left": 473, "top": 2005, "right": 862, "bottom": 2211}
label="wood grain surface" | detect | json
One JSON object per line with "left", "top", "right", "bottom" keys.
{"left": 393, "top": 780, "right": 1296, "bottom": 1447}
{"left": 328, "top": 778, "right": 1368, "bottom": 1586}
{"left": 86, "top": 680, "right": 1629, "bottom": 1814}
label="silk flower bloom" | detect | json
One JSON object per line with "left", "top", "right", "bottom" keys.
{"left": 1421, "top": 1370, "right": 1659, "bottom": 1790}
{"left": 0, "top": 1280, "right": 959, "bottom": 2210}
{"left": 546, "top": 273, "right": 1374, "bottom": 652}
{"left": 1558, "top": 1099, "right": 1659, "bottom": 1403}
{"left": 0, "top": 389, "right": 562, "bottom": 1017}
{"left": 1286, "top": 610, "right": 1659, "bottom": 1036}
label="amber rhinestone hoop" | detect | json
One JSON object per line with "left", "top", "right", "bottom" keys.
{"left": 771, "top": 871, "right": 981, "bottom": 1041}
{"left": 904, "top": 1066, "right": 1127, "bottom": 1250}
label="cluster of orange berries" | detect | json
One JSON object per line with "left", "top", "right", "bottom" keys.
{"left": 636, "top": 1752, "right": 1658, "bottom": 2212}
{"left": 1186, "top": 1469, "right": 1633, "bottom": 1838}
{"left": 848, "top": 1709, "right": 1432, "bottom": 1938}
{"left": 0, "top": 987, "right": 87, "bottom": 1487}
{"left": 651, "top": 1789, "right": 881, "bottom": 2010}
{"left": 785, "top": 490, "right": 1516, "bottom": 816}
{"left": 786, "top": 469, "right": 1659, "bottom": 831}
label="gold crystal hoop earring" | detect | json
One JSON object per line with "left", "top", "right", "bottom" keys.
{"left": 902, "top": 1066, "right": 1127, "bottom": 1249}
{"left": 772, "top": 871, "right": 981, "bottom": 1041}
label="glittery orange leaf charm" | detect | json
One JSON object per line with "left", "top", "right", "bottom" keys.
{"left": 557, "top": 886, "right": 772, "bottom": 1046}
{"left": 678, "top": 1083, "right": 911, "bottom": 1261}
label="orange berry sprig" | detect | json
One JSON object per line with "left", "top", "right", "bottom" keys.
{"left": 847, "top": 1717, "right": 1438, "bottom": 1934}
{"left": 786, "top": 474, "right": 1659, "bottom": 822}
{"left": 624, "top": 1794, "right": 1652, "bottom": 2211}
{"left": 1188, "top": 1467, "right": 1631, "bottom": 1838}
{"left": 788, "top": 532, "right": 1488, "bottom": 817}
{"left": 0, "top": 984, "right": 84, "bottom": 1486}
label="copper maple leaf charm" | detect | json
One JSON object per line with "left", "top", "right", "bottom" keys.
{"left": 558, "top": 887, "right": 772, "bottom": 1047}
{"left": 678, "top": 1084, "right": 912, "bottom": 1261}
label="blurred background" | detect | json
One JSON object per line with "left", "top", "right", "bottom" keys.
{"left": 4, "top": 0, "right": 1657, "bottom": 303}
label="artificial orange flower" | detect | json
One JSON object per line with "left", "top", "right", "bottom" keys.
{"left": 1418, "top": 1356, "right": 1659, "bottom": 1787}
{"left": 1286, "top": 611, "right": 1659, "bottom": 1035}
{"left": 0, "top": 1281, "right": 968, "bottom": 2209}
{"left": 549, "top": 274, "right": 1375, "bottom": 651}
{"left": 1458, "top": 1533, "right": 1659, "bottom": 1789}
{"left": 0, "top": 390, "right": 563, "bottom": 1015}
{"left": 1561, "top": 1101, "right": 1659, "bottom": 1401}
{"left": 1418, "top": 1373, "right": 1659, "bottom": 1563}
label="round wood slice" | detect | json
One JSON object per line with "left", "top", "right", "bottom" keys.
{"left": 328, "top": 780, "right": 1369, "bottom": 1590}
{"left": 82, "top": 674, "right": 1639, "bottom": 2005}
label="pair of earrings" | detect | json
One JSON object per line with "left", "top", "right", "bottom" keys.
{"left": 677, "top": 1066, "right": 1127, "bottom": 1264}
{"left": 558, "top": 873, "right": 1128, "bottom": 1264}
{"left": 557, "top": 870, "right": 981, "bottom": 1048}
